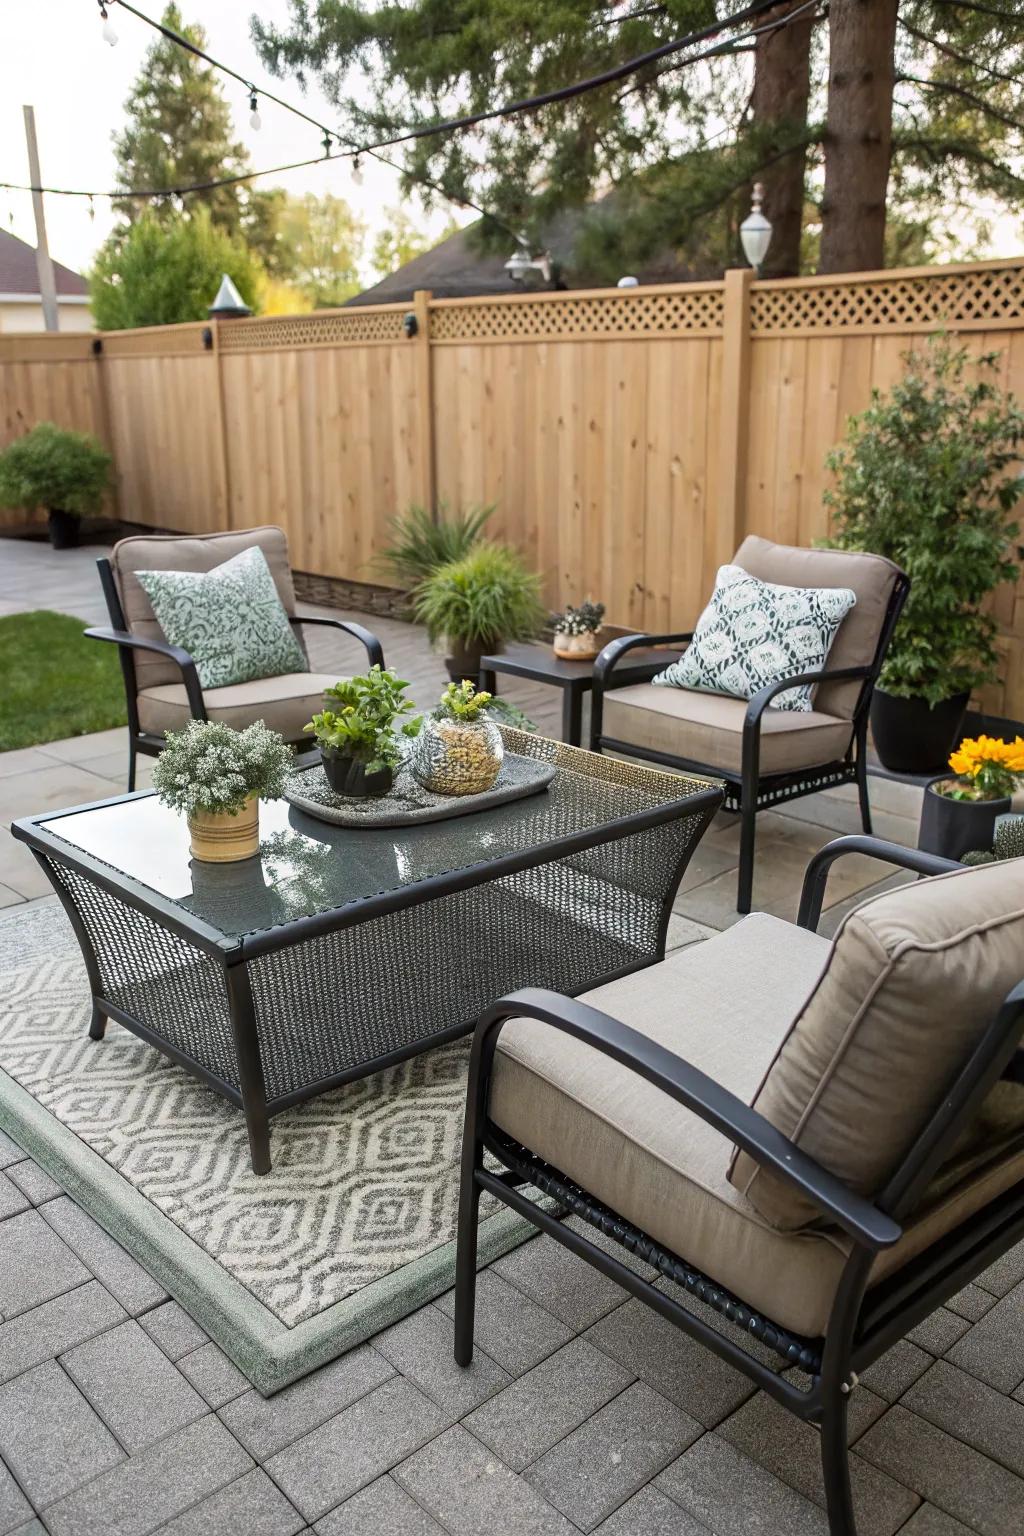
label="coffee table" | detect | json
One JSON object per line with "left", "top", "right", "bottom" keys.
{"left": 479, "top": 640, "right": 674, "bottom": 746}
{"left": 13, "top": 730, "right": 720, "bottom": 1172}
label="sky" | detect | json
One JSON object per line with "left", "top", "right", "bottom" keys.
{"left": 0, "top": 0, "right": 467, "bottom": 285}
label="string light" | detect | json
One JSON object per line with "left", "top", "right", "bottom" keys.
{"left": 97, "top": 0, "right": 118, "bottom": 46}
{"left": 248, "top": 89, "right": 261, "bottom": 132}
{"left": 322, "top": 131, "right": 333, "bottom": 159}
{"left": 351, "top": 155, "right": 363, "bottom": 186}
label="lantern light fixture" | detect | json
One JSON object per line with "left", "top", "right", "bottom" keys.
{"left": 740, "top": 181, "right": 772, "bottom": 274}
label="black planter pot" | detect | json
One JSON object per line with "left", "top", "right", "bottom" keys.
{"left": 870, "top": 688, "right": 970, "bottom": 775}
{"left": 917, "top": 778, "right": 1010, "bottom": 862}
{"left": 47, "top": 508, "right": 80, "bottom": 550}
{"left": 321, "top": 748, "right": 393, "bottom": 799}
{"left": 445, "top": 638, "right": 501, "bottom": 686}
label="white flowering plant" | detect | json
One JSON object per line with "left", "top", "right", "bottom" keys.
{"left": 553, "top": 600, "right": 605, "bottom": 637}
{"left": 152, "top": 720, "right": 292, "bottom": 819}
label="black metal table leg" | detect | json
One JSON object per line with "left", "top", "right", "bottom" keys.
{"left": 561, "top": 685, "right": 584, "bottom": 747}
{"left": 226, "top": 964, "right": 272, "bottom": 1174}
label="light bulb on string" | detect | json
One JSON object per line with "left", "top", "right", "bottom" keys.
{"left": 88, "top": 195, "right": 96, "bottom": 223}
{"left": 322, "top": 131, "right": 333, "bottom": 159}
{"left": 98, "top": 1, "right": 118, "bottom": 46}
{"left": 351, "top": 155, "right": 363, "bottom": 187}
{"left": 249, "top": 90, "right": 261, "bottom": 132}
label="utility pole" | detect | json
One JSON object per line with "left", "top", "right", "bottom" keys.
{"left": 23, "top": 105, "right": 59, "bottom": 332}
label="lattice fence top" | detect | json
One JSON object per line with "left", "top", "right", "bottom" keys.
{"left": 216, "top": 307, "right": 408, "bottom": 352}
{"left": 429, "top": 285, "right": 725, "bottom": 343}
{"left": 752, "top": 262, "right": 1024, "bottom": 335}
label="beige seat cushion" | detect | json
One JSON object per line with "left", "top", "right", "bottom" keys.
{"left": 602, "top": 683, "right": 853, "bottom": 776}
{"left": 734, "top": 536, "right": 902, "bottom": 719}
{"left": 731, "top": 861, "right": 1024, "bottom": 1229}
{"left": 111, "top": 527, "right": 298, "bottom": 690}
{"left": 490, "top": 914, "right": 1024, "bottom": 1339}
{"left": 138, "top": 672, "right": 337, "bottom": 742}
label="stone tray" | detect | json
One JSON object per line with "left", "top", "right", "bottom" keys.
{"left": 284, "top": 752, "right": 556, "bottom": 828}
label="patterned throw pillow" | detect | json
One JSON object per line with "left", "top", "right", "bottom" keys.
{"left": 136, "top": 546, "right": 308, "bottom": 691}
{"left": 653, "top": 564, "right": 857, "bottom": 712}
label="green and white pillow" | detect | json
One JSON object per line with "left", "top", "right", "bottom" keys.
{"left": 653, "top": 563, "right": 856, "bottom": 712}
{"left": 136, "top": 545, "right": 308, "bottom": 691}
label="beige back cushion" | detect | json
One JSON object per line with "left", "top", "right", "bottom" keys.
{"left": 729, "top": 861, "right": 1024, "bottom": 1229}
{"left": 111, "top": 526, "right": 298, "bottom": 690}
{"left": 733, "top": 536, "right": 903, "bottom": 719}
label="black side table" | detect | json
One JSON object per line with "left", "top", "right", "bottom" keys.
{"left": 479, "top": 640, "right": 673, "bottom": 746}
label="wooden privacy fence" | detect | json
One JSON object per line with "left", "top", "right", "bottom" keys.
{"left": 3, "top": 256, "right": 1024, "bottom": 717}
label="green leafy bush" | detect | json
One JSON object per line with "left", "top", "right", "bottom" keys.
{"left": 377, "top": 502, "right": 494, "bottom": 587}
{"left": 413, "top": 542, "right": 545, "bottom": 653}
{"left": 153, "top": 719, "right": 292, "bottom": 817}
{"left": 304, "top": 665, "right": 421, "bottom": 773}
{"left": 825, "top": 334, "right": 1024, "bottom": 706}
{"left": 433, "top": 679, "right": 495, "bottom": 722}
{"left": 89, "top": 207, "right": 261, "bottom": 330}
{"left": 0, "top": 423, "right": 111, "bottom": 519}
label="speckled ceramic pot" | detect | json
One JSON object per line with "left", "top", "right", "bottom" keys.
{"left": 412, "top": 715, "right": 504, "bottom": 796}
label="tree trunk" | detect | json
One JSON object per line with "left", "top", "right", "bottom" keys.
{"left": 750, "top": 2, "right": 815, "bottom": 278}
{"left": 818, "top": 0, "right": 898, "bottom": 274}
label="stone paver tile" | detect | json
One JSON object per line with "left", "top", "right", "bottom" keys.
{"left": 527, "top": 1381, "right": 702, "bottom": 1532}
{"left": 435, "top": 1270, "right": 573, "bottom": 1376}
{"left": 0, "top": 887, "right": 24, "bottom": 911}
{"left": 178, "top": 1342, "right": 249, "bottom": 1409}
{"left": 975, "top": 1239, "right": 1024, "bottom": 1298}
{"left": 4, "top": 1161, "right": 62, "bottom": 1208}
{"left": 2, "top": 843, "right": 54, "bottom": 901}
{"left": 673, "top": 840, "right": 738, "bottom": 905}
{"left": 62, "top": 1318, "right": 207, "bottom": 1453}
{"left": 0, "top": 1457, "right": 32, "bottom": 1536}
{"left": 944, "top": 1283, "right": 996, "bottom": 1324}
{"left": 0, "top": 763, "right": 116, "bottom": 826}
{"left": 856, "top": 1404, "right": 1024, "bottom": 1536}
{"left": 859, "top": 1340, "right": 933, "bottom": 1404}
{"left": 314, "top": 1474, "right": 446, "bottom": 1536}
{"left": 906, "top": 1307, "right": 972, "bottom": 1358}
{"left": 718, "top": 1388, "right": 917, "bottom": 1535}
{"left": 0, "top": 1281, "right": 128, "bottom": 1385}
{"left": 0, "top": 1177, "right": 28, "bottom": 1223}
{"left": 266, "top": 1377, "right": 448, "bottom": 1524}
{"left": 394, "top": 1424, "right": 577, "bottom": 1536}
{"left": 658, "top": 1432, "right": 830, "bottom": 1536}
{"left": 40, "top": 727, "right": 130, "bottom": 766}
{"left": 374, "top": 1304, "right": 509, "bottom": 1416}
{"left": 591, "top": 1484, "right": 711, "bottom": 1535}
{"left": 0, "top": 1134, "right": 23, "bottom": 1172}
{"left": 945, "top": 1279, "right": 1024, "bottom": 1393}
{"left": 139, "top": 1300, "right": 208, "bottom": 1362}
{"left": 218, "top": 1344, "right": 393, "bottom": 1460}
{"left": 903, "top": 1359, "right": 1024, "bottom": 1477}
{"left": 39, "top": 1198, "right": 167, "bottom": 1315}
{"left": 897, "top": 1505, "right": 978, "bottom": 1534}
{"left": 664, "top": 913, "right": 717, "bottom": 952}
{"left": 562, "top": 1215, "right": 658, "bottom": 1281}
{"left": 585, "top": 1296, "right": 756, "bottom": 1426}
{"left": 0, "top": 1359, "right": 124, "bottom": 1507}
{"left": 465, "top": 1336, "right": 633, "bottom": 1473}
{"left": 44, "top": 1413, "right": 253, "bottom": 1536}
{"left": 493, "top": 1231, "right": 628, "bottom": 1329}
{"left": 0, "top": 1209, "right": 90, "bottom": 1320}
{"left": 157, "top": 1468, "right": 304, "bottom": 1536}
{"left": 0, "top": 747, "right": 56, "bottom": 781}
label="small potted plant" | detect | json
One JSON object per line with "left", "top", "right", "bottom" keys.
{"left": 412, "top": 542, "right": 546, "bottom": 682}
{"left": 152, "top": 719, "right": 292, "bottom": 863}
{"left": 0, "top": 421, "right": 112, "bottom": 549}
{"left": 304, "top": 666, "right": 421, "bottom": 798}
{"left": 412, "top": 679, "right": 505, "bottom": 796}
{"left": 552, "top": 600, "right": 606, "bottom": 661}
{"left": 918, "top": 734, "right": 1024, "bottom": 861}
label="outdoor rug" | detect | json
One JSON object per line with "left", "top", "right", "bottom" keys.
{"left": 0, "top": 900, "right": 534, "bottom": 1394}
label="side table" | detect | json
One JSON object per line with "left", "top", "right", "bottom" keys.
{"left": 479, "top": 639, "right": 673, "bottom": 746}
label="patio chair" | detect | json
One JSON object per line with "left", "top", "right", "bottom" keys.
{"left": 454, "top": 837, "right": 1024, "bottom": 1536}
{"left": 589, "top": 536, "right": 910, "bottom": 912}
{"left": 86, "top": 526, "right": 384, "bottom": 789}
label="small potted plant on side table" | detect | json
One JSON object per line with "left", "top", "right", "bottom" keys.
{"left": 413, "top": 680, "right": 505, "bottom": 796}
{"left": 552, "top": 600, "right": 606, "bottom": 661}
{"left": 918, "top": 734, "right": 1024, "bottom": 862}
{"left": 152, "top": 719, "right": 292, "bottom": 863}
{"left": 305, "top": 666, "right": 421, "bottom": 798}
{"left": 413, "top": 542, "right": 545, "bottom": 682}
{"left": 0, "top": 421, "right": 112, "bottom": 549}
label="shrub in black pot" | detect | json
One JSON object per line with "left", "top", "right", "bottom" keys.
{"left": 825, "top": 335, "right": 1024, "bottom": 775}
{"left": 918, "top": 735, "right": 1024, "bottom": 861}
{"left": 303, "top": 666, "right": 421, "bottom": 799}
{"left": 0, "top": 421, "right": 111, "bottom": 550}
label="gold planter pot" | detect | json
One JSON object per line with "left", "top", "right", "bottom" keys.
{"left": 188, "top": 795, "right": 260, "bottom": 863}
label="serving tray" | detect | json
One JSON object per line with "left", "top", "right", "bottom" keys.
{"left": 284, "top": 751, "right": 556, "bottom": 828}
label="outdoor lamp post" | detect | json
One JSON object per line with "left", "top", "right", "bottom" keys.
{"left": 208, "top": 273, "right": 252, "bottom": 319}
{"left": 740, "top": 182, "right": 772, "bottom": 276}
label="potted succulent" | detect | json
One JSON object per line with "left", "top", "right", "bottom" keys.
{"left": 304, "top": 666, "right": 421, "bottom": 798}
{"left": 552, "top": 600, "right": 606, "bottom": 661}
{"left": 152, "top": 719, "right": 292, "bottom": 863}
{"left": 412, "top": 542, "right": 546, "bottom": 682}
{"left": 918, "top": 734, "right": 1024, "bottom": 861}
{"left": 825, "top": 335, "right": 1024, "bottom": 773}
{"left": 0, "top": 421, "right": 112, "bottom": 550}
{"left": 961, "top": 815, "right": 1024, "bottom": 866}
{"left": 412, "top": 679, "right": 505, "bottom": 796}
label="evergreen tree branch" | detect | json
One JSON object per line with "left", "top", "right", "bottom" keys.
{"left": 897, "top": 73, "right": 1024, "bottom": 132}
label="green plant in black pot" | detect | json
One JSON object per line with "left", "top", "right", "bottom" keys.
{"left": 304, "top": 666, "right": 421, "bottom": 798}
{"left": 825, "top": 334, "right": 1024, "bottom": 773}
{"left": 413, "top": 541, "right": 546, "bottom": 682}
{"left": 0, "top": 421, "right": 112, "bottom": 549}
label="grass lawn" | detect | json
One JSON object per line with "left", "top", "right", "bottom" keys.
{"left": 0, "top": 610, "right": 127, "bottom": 751}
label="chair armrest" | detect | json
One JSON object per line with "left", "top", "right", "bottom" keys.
{"left": 593, "top": 630, "right": 694, "bottom": 689}
{"left": 289, "top": 615, "right": 384, "bottom": 670}
{"left": 475, "top": 987, "right": 902, "bottom": 1251}
{"left": 744, "top": 665, "right": 873, "bottom": 731}
{"left": 84, "top": 627, "right": 206, "bottom": 721}
{"left": 797, "top": 835, "right": 961, "bottom": 932}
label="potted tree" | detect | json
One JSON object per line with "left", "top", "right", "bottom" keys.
{"left": 0, "top": 421, "right": 112, "bottom": 550}
{"left": 413, "top": 541, "right": 545, "bottom": 682}
{"left": 825, "top": 335, "right": 1024, "bottom": 773}
{"left": 919, "top": 734, "right": 1024, "bottom": 861}
{"left": 152, "top": 719, "right": 292, "bottom": 863}
{"left": 304, "top": 666, "right": 421, "bottom": 798}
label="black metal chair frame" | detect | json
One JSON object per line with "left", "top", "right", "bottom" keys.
{"left": 86, "top": 556, "right": 385, "bottom": 789}
{"left": 454, "top": 835, "right": 1024, "bottom": 1536}
{"left": 589, "top": 572, "right": 911, "bottom": 913}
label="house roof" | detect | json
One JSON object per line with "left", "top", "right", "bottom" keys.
{"left": 0, "top": 229, "right": 88, "bottom": 298}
